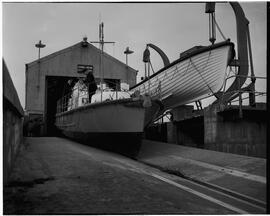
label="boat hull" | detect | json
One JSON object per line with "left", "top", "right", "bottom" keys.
{"left": 131, "top": 41, "right": 234, "bottom": 110}
{"left": 55, "top": 98, "right": 162, "bottom": 157}
{"left": 62, "top": 131, "right": 142, "bottom": 158}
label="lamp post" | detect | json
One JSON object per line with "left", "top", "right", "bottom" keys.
{"left": 124, "top": 47, "right": 134, "bottom": 66}
{"left": 35, "top": 40, "right": 46, "bottom": 60}
{"left": 35, "top": 40, "right": 46, "bottom": 89}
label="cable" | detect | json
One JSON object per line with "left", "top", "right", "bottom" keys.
{"left": 213, "top": 16, "right": 227, "bottom": 41}
{"left": 189, "top": 51, "right": 215, "bottom": 96}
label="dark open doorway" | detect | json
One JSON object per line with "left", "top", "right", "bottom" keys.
{"left": 45, "top": 76, "right": 79, "bottom": 136}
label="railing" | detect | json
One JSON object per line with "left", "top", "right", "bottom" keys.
{"left": 216, "top": 74, "right": 266, "bottom": 117}
{"left": 56, "top": 89, "right": 88, "bottom": 114}
{"left": 220, "top": 74, "right": 266, "bottom": 104}
{"left": 56, "top": 80, "right": 134, "bottom": 114}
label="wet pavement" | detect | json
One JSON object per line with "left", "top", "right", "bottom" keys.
{"left": 3, "top": 137, "right": 266, "bottom": 214}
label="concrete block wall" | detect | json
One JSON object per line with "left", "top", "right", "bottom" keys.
{"left": 166, "top": 122, "right": 177, "bottom": 144}
{"left": 204, "top": 105, "right": 266, "bottom": 158}
{"left": 175, "top": 117, "right": 204, "bottom": 148}
{"left": 3, "top": 106, "right": 23, "bottom": 185}
{"left": 146, "top": 104, "right": 266, "bottom": 158}
{"left": 144, "top": 123, "right": 167, "bottom": 142}
{"left": 3, "top": 60, "right": 24, "bottom": 185}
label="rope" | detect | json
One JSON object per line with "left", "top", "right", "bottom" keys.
{"left": 149, "top": 61, "right": 155, "bottom": 75}
{"left": 190, "top": 51, "right": 216, "bottom": 96}
{"left": 221, "top": 65, "right": 234, "bottom": 99}
{"left": 113, "top": 43, "right": 115, "bottom": 57}
{"left": 213, "top": 15, "right": 227, "bottom": 41}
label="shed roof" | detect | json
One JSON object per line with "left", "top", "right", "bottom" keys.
{"left": 27, "top": 40, "right": 137, "bottom": 73}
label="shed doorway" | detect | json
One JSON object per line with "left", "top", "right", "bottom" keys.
{"left": 44, "top": 76, "right": 79, "bottom": 136}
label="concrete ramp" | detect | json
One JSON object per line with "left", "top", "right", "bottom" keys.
{"left": 137, "top": 140, "right": 266, "bottom": 204}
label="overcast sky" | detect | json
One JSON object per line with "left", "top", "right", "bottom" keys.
{"left": 2, "top": 2, "right": 266, "bottom": 108}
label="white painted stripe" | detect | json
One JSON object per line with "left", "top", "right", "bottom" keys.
{"left": 64, "top": 141, "right": 261, "bottom": 213}
{"left": 151, "top": 173, "right": 249, "bottom": 214}
{"left": 170, "top": 155, "right": 266, "bottom": 184}
{"left": 178, "top": 173, "right": 266, "bottom": 211}
{"left": 115, "top": 157, "right": 266, "bottom": 210}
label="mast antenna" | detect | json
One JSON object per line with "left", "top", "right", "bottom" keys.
{"left": 90, "top": 22, "right": 115, "bottom": 101}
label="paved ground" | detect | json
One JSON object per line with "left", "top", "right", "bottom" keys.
{"left": 4, "top": 137, "right": 266, "bottom": 214}
{"left": 138, "top": 140, "right": 266, "bottom": 203}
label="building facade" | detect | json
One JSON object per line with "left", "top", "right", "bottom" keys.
{"left": 25, "top": 38, "right": 138, "bottom": 135}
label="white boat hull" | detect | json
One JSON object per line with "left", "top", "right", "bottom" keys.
{"left": 56, "top": 100, "right": 145, "bottom": 133}
{"left": 55, "top": 98, "right": 162, "bottom": 157}
{"left": 132, "top": 42, "right": 234, "bottom": 109}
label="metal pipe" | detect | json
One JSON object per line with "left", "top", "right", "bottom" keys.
{"left": 148, "top": 62, "right": 150, "bottom": 92}
{"left": 225, "top": 74, "right": 266, "bottom": 80}
{"left": 246, "top": 25, "right": 256, "bottom": 106}
{"left": 238, "top": 75, "right": 243, "bottom": 118}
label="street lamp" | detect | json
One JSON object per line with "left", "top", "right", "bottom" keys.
{"left": 124, "top": 47, "right": 134, "bottom": 66}
{"left": 35, "top": 40, "right": 46, "bottom": 89}
{"left": 35, "top": 40, "right": 46, "bottom": 60}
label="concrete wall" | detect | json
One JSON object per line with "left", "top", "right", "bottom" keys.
{"left": 144, "top": 123, "right": 168, "bottom": 142}
{"left": 204, "top": 105, "right": 266, "bottom": 158}
{"left": 167, "top": 105, "right": 204, "bottom": 147}
{"left": 145, "top": 104, "right": 266, "bottom": 158}
{"left": 25, "top": 40, "right": 137, "bottom": 114}
{"left": 166, "top": 122, "right": 177, "bottom": 143}
{"left": 3, "top": 60, "right": 24, "bottom": 185}
{"left": 175, "top": 117, "right": 204, "bottom": 148}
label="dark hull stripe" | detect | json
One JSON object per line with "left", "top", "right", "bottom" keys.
{"left": 62, "top": 131, "right": 143, "bottom": 158}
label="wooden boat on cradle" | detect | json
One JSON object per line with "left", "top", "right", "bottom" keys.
{"left": 131, "top": 40, "right": 235, "bottom": 110}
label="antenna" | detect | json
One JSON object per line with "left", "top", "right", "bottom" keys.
{"left": 90, "top": 22, "right": 115, "bottom": 101}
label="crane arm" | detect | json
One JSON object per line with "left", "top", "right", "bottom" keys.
{"left": 224, "top": 2, "right": 249, "bottom": 98}
{"left": 147, "top": 43, "right": 170, "bottom": 67}
{"left": 206, "top": 2, "right": 250, "bottom": 103}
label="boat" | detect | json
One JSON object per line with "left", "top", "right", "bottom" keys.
{"left": 130, "top": 40, "right": 235, "bottom": 111}
{"left": 55, "top": 83, "right": 162, "bottom": 157}
{"left": 55, "top": 22, "right": 164, "bottom": 157}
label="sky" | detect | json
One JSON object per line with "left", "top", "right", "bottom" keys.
{"left": 2, "top": 1, "right": 267, "bottom": 109}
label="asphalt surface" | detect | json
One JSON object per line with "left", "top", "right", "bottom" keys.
{"left": 4, "top": 137, "right": 266, "bottom": 214}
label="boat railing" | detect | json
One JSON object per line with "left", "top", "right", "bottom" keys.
{"left": 56, "top": 87, "right": 88, "bottom": 114}
{"left": 56, "top": 84, "right": 134, "bottom": 114}
{"left": 134, "top": 77, "right": 162, "bottom": 99}
{"left": 218, "top": 74, "right": 266, "bottom": 114}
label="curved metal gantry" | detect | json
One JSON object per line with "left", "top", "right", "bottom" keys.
{"left": 208, "top": 2, "right": 251, "bottom": 104}
{"left": 146, "top": 43, "right": 170, "bottom": 67}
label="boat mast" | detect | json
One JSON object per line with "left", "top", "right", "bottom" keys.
{"left": 100, "top": 22, "right": 104, "bottom": 101}
{"left": 90, "top": 22, "right": 115, "bottom": 101}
